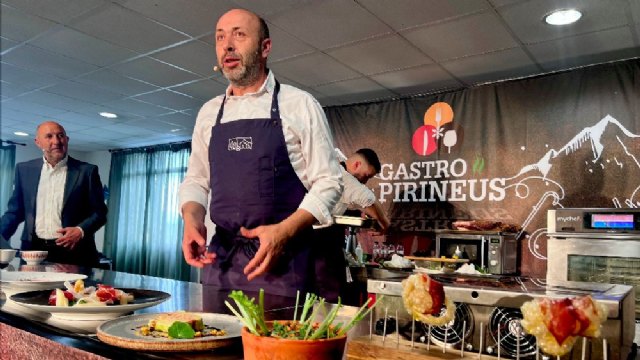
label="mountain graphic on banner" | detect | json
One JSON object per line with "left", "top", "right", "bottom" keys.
{"left": 503, "top": 115, "right": 640, "bottom": 241}
{"left": 512, "top": 115, "right": 640, "bottom": 179}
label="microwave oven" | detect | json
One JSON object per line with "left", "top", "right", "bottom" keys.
{"left": 435, "top": 231, "right": 518, "bottom": 274}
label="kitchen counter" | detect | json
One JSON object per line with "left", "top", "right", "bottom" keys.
{"left": 0, "top": 259, "right": 301, "bottom": 359}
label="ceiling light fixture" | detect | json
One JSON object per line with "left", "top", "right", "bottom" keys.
{"left": 545, "top": 9, "right": 582, "bottom": 25}
{"left": 99, "top": 112, "right": 118, "bottom": 119}
{"left": 14, "top": 131, "right": 29, "bottom": 136}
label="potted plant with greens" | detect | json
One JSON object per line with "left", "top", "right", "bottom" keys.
{"left": 225, "top": 289, "right": 378, "bottom": 360}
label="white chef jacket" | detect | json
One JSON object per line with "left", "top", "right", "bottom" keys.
{"left": 179, "top": 71, "right": 343, "bottom": 226}
{"left": 332, "top": 149, "right": 376, "bottom": 216}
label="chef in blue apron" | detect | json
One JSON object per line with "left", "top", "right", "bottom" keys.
{"left": 178, "top": 9, "right": 343, "bottom": 300}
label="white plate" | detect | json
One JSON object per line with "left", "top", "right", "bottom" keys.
{"left": 97, "top": 312, "right": 242, "bottom": 351}
{"left": 9, "top": 288, "right": 171, "bottom": 321}
{"left": 0, "top": 271, "right": 87, "bottom": 293}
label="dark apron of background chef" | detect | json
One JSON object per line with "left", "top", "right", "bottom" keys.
{"left": 203, "top": 80, "right": 341, "bottom": 300}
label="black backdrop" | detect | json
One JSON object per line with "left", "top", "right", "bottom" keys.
{"left": 325, "top": 58, "right": 640, "bottom": 276}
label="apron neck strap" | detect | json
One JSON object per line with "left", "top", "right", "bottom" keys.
{"left": 215, "top": 79, "right": 281, "bottom": 126}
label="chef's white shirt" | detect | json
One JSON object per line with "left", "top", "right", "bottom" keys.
{"left": 179, "top": 71, "right": 343, "bottom": 226}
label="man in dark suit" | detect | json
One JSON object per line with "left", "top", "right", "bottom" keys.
{"left": 0, "top": 121, "right": 107, "bottom": 266}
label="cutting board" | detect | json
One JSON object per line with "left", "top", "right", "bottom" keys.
{"left": 346, "top": 335, "right": 501, "bottom": 360}
{"left": 404, "top": 256, "right": 469, "bottom": 264}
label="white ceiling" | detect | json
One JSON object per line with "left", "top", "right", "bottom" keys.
{"left": 1, "top": 0, "right": 639, "bottom": 152}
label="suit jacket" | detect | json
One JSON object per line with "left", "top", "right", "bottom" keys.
{"left": 0, "top": 157, "right": 108, "bottom": 265}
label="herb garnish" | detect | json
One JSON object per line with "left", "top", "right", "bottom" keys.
{"left": 225, "top": 289, "right": 379, "bottom": 340}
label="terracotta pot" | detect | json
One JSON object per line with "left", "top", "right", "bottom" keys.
{"left": 241, "top": 324, "right": 347, "bottom": 360}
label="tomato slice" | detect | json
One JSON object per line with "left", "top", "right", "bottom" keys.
{"left": 96, "top": 284, "right": 117, "bottom": 303}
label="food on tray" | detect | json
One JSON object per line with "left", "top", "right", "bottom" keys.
{"left": 151, "top": 312, "right": 205, "bottom": 332}
{"left": 47, "top": 279, "right": 134, "bottom": 306}
{"left": 452, "top": 220, "right": 520, "bottom": 232}
{"left": 402, "top": 273, "right": 455, "bottom": 326}
{"left": 383, "top": 254, "right": 414, "bottom": 269}
{"left": 139, "top": 311, "right": 227, "bottom": 339}
{"left": 520, "top": 295, "right": 607, "bottom": 356}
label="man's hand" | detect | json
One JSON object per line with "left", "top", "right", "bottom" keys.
{"left": 55, "top": 227, "right": 83, "bottom": 249}
{"left": 240, "top": 224, "right": 290, "bottom": 280}
{"left": 241, "top": 209, "right": 316, "bottom": 281}
{"left": 182, "top": 220, "right": 215, "bottom": 267}
{"left": 181, "top": 202, "right": 215, "bottom": 268}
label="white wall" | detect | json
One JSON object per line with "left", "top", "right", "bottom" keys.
{"left": 6, "top": 142, "right": 112, "bottom": 253}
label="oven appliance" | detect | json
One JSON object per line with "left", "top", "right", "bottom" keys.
{"left": 436, "top": 230, "right": 518, "bottom": 275}
{"left": 547, "top": 208, "right": 640, "bottom": 318}
{"left": 365, "top": 273, "right": 635, "bottom": 359}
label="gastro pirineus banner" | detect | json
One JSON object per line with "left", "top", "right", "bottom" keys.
{"left": 325, "top": 59, "right": 640, "bottom": 276}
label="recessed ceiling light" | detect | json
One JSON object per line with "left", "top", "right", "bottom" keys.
{"left": 545, "top": 9, "right": 582, "bottom": 25}
{"left": 14, "top": 131, "right": 29, "bottom": 136}
{"left": 99, "top": 112, "right": 118, "bottom": 119}
{"left": 170, "top": 128, "right": 182, "bottom": 133}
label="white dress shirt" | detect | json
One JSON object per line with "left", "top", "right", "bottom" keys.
{"left": 179, "top": 71, "right": 343, "bottom": 226}
{"left": 35, "top": 156, "right": 67, "bottom": 239}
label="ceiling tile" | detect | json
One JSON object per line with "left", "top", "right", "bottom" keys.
{"left": 315, "top": 77, "right": 397, "bottom": 105}
{"left": 231, "top": 0, "right": 316, "bottom": 17}
{"left": 2, "top": 97, "right": 70, "bottom": 117}
{"left": 499, "top": 0, "right": 629, "bottom": 44}
{"left": 327, "top": 34, "right": 433, "bottom": 75}
{"left": 1, "top": 81, "right": 35, "bottom": 98}
{"left": 65, "top": 104, "right": 144, "bottom": 122}
{"left": 151, "top": 40, "right": 216, "bottom": 77}
{"left": 402, "top": 11, "right": 519, "bottom": 61}
{"left": 1, "top": 107, "right": 38, "bottom": 122}
{"left": 358, "top": 0, "right": 489, "bottom": 30}
{"left": 442, "top": 48, "right": 540, "bottom": 85}
{"left": 528, "top": 27, "right": 638, "bottom": 71}
{"left": 69, "top": 4, "right": 188, "bottom": 53}
{"left": 73, "top": 69, "right": 159, "bottom": 96}
{"left": 269, "top": 52, "right": 360, "bottom": 87}
{"left": 487, "top": 0, "right": 528, "bottom": 7}
{"left": 170, "top": 79, "right": 227, "bottom": 101}
{"left": 119, "top": 0, "right": 236, "bottom": 37}
{"left": 116, "top": 119, "right": 184, "bottom": 134}
{"left": 269, "top": 0, "right": 391, "bottom": 49}
{"left": 0, "top": 4, "right": 57, "bottom": 42}
{"left": 1, "top": 44, "right": 99, "bottom": 79}
{"left": 29, "top": 27, "right": 137, "bottom": 67}
{"left": 133, "top": 90, "right": 204, "bottom": 111}
{"left": 1, "top": 0, "right": 105, "bottom": 23}
{"left": 370, "top": 64, "right": 462, "bottom": 96}
{"left": 110, "top": 56, "right": 200, "bottom": 87}
{"left": 155, "top": 112, "right": 197, "bottom": 128}
{"left": 43, "top": 80, "right": 125, "bottom": 103}
{"left": 13, "top": 90, "right": 95, "bottom": 112}
{"left": 0, "top": 62, "right": 63, "bottom": 90}
{"left": 104, "top": 98, "right": 174, "bottom": 117}
{"left": 265, "top": 26, "right": 316, "bottom": 62}
{"left": 0, "top": 36, "right": 19, "bottom": 52}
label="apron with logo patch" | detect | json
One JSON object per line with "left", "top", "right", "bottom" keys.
{"left": 203, "top": 80, "right": 323, "bottom": 298}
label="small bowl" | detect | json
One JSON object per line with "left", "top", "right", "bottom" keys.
{"left": 21, "top": 250, "right": 48, "bottom": 265}
{"left": 0, "top": 249, "right": 17, "bottom": 263}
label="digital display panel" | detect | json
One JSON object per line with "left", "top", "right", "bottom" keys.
{"left": 491, "top": 239, "right": 500, "bottom": 243}
{"left": 591, "top": 214, "right": 634, "bottom": 229}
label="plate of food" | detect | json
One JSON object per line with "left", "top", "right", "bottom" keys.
{"left": 0, "top": 271, "right": 87, "bottom": 293}
{"left": 96, "top": 311, "right": 243, "bottom": 351}
{"left": 9, "top": 280, "right": 170, "bottom": 320}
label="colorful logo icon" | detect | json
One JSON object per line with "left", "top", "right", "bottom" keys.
{"left": 411, "top": 102, "right": 456, "bottom": 156}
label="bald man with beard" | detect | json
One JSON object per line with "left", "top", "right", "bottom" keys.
{"left": 0, "top": 121, "right": 107, "bottom": 267}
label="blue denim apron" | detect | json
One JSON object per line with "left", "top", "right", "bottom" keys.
{"left": 203, "top": 80, "right": 320, "bottom": 298}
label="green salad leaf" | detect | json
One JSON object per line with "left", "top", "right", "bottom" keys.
{"left": 168, "top": 321, "right": 196, "bottom": 339}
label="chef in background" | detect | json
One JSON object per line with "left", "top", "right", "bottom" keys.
{"left": 334, "top": 148, "right": 390, "bottom": 233}
{"left": 314, "top": 148, "right": 390, "bottom": 299}
{"left": 178, "top": 9, "right": 343, "bottom": 299}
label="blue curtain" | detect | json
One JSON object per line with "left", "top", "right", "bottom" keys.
{"left": 104, "top": 143, "right": 191, "bottom": 281}
{"left": 0, "top": 145, "right": 16, "bottom": 215}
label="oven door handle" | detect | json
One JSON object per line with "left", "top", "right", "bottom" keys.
{"left": 480, "top": 236, "right": 486, "bottom": 268}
